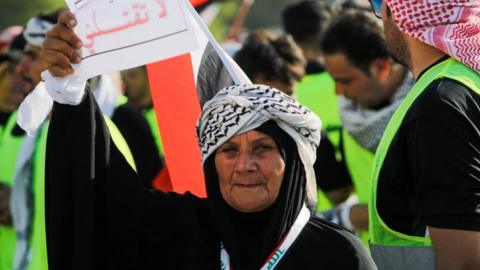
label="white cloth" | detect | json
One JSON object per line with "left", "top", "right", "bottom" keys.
{"left": 92, "top": 74, "right": 122, "bottom": 118}
{"left": 197, "top": 84, "right": 322, "bottom": 209}
{"left": 17, "top": 72, "right": 86, "bottom": 135}
{"left": 23, "top": 17, "right": 54, "bottom": 47}
{"left": 17, "top": 82, "right": 53, "bottom": 136}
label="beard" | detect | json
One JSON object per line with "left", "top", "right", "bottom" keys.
{"left": 383, "top": 15, "right": 410, "bottom": 68}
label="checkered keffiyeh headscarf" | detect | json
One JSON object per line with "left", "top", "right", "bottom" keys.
{"left": 197, "top": 84, "right": 321, "bottom": 208}
{"left": 23, "top": 17, "right": 55, "bottom": 47}
{"left": 386, "top": 0, "right": 480, "bottom": 73}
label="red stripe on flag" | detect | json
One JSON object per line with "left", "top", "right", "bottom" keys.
{"left": 147, "top": 54, "right": 206, "bottom": 197}
{"left": 190, "top": 0, "right": 210, "bottom": 7}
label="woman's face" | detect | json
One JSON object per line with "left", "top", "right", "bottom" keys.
{"left": 215, "top": 130, "right": 285, "bottom": 213}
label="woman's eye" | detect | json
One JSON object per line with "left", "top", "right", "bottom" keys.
{"left": 253, "top": 144, "right": 274, "bottom": 154}
{"left": 221, "top": 148, "right": 238, "bottom": 155}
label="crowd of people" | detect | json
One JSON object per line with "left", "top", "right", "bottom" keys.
{"left": 0, "top": 0, "right": 479, "bottom": 269}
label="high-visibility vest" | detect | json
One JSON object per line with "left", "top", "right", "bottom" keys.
{"left": 369, "top": 58, "right": 480, "bottom": 269}
{"left": 104, "top": 115, "right": 137, "bottom": 172}
{"left": 0, "top": 112, "right": 23, "bottom": 270}
{"left": 0, "top": 124, "right": 4, "bottom": 146}
{"left": 26, "top": 115, "right": 136, "bottom": 270}
{"left": 296, "top": 71, "right": 342, "bottom": 157}
{"left": 0, "top": 107, "right": 137, "bottom": 270}
{"left": 28, "top": 122, "right": 49, "bottom": 270}
{"left": 143, "top": 108, "right": 164, "bottom": 156}
{"left": 0, "top": 112, "right": 23, "bottom": 186}
{"left": 343, "top": 131, "right": 374, "bottom": 246}
{"left": 295, "top": 71, "right": 341, "bottom": 212}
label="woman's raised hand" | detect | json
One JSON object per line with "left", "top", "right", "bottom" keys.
{"left": 41, "top": 10, "right": 83, "bottom": 77}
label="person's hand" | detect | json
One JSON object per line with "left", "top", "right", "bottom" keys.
{"left": 317, "top": 195, "right": 359, "bottom": 232}
{"left": 0, "top": 183, "right": 12, "bottom": 226}
{"left": 41, "top": 10, "right": 83, "bottom": 78}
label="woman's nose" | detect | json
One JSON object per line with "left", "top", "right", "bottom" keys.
{"left": 234, "top": 152, "right": 256, "bottom": 173}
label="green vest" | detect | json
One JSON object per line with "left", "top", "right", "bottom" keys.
{"left": 0, "top": 112, "right": 23, "bottom": 270}
{"left": 0, "top": 120, "right": 51, "bottom": 270}
{"left": 111, "top": 95, "right": 137, "bottom": 171}
{"left": 0, "top": 112, "right": 23, "bottom": 186}
{"left": 295, "top": 71, "right": 341, "bottom": 212}
{"left": 369, "top": 58, "right": 480, "bottom": 269}
{"left": 26, "top": 115, "right": 136, "bottom": 270}
{"left": 0, "top": 125, "right": 4, "bottom": 146}
{"left": 343, "top": 131, "right": 374, "bottom": 205}
{"left": 296, "top": 71, "right": 342, "bottom": 156}
{"left": 0, "top": 111, "right": 136, "bottom": 270}
{"left": 343, "top": 131, "right": 374, "bottom": 246}
{"left": 104, "top": 116, "right": 137, "bottom": 172}
{"left": 28, "top": 122, "right": 49, "bottom": 270}
{"left": 143, "top": 108, "right": 164, "bottom": 156}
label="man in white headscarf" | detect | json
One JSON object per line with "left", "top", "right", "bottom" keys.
{"left": 367, "top": 0, "right": 480, "bottom": 269}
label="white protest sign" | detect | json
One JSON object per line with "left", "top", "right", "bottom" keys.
{"left": 65, "top": 0, "right": 199, "bottom": 79}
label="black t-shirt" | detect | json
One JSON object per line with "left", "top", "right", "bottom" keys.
{"left": 315, "top": 132, "right": 353, "bottom": 192}
{"left": 0, "top": 111, "right": 10, "bottom": 125}
{"left": 377, "top": 65, "right": 480, "bottom": 236}
{"left": 111, "top": 103, "right": 163, "bottom": 188}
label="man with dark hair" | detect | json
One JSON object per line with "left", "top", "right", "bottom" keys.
{"left": 282, "top": 1, "right": 348, "bottom": 212}
{"left": 234, "top": 30, "right": 305, "bottom": 96}
{"left": 367, "top": 0, "right": 480, "bottom": 269}
{"left": 0, "top": 33, "right": 26, "bottom": 139}
{"left": 0, "top": 30, "right": 26, "bottom": 270}
{"left": 321, "top": 10, "right": 401, "bottom": 108}
{"left": 282, "top": 0, "right": 331, "bottom": 70}
{"left": 1, "top": 10, "right": 63, "bottom": 270}
{"left": 318, "top": 10, "right": 413, "bottom": 245}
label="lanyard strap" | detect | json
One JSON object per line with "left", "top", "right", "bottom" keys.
{"left": 220, "top": 204, "right": 310, "bottom": 270}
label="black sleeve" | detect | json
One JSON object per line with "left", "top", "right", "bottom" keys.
{"left": 314, "top": 132, "right": 353, "bottom": 192}
{"left": 0, "top": 111, "right": 10, "bottom": 126}
{"left": 111, "top": 103, "right": 163, "bottom": 188}
{"left": 407, "top": 78, "right": 480, "bottom": 231}
{"left": 46, "top": 88, "right": 207, "bottom": 270}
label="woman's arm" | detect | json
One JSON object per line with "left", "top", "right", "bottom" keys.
{"left": 43, "top": 12, "right": 203, "bottom": 269}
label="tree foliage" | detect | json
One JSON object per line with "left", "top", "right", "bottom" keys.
{"left": 0, "top": 0, "right": 66, "bottom": 30}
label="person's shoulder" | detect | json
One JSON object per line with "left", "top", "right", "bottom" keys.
{"left": 305, "top": 216, "right": 365, "bottom": 250}
{"left": 409, "top": 77, "right": 480, "bottom": 120}
{"left": 424, "top": 77, "right": 477, "bottom": 101}
{"left": 112, "top": 102, "right": 149, "bottom": 125}
{"left": 113, "top": 102, "right": 140, "bottom": 117}
{"left": 288, "top": 216, "right": 376, "bottom": 270}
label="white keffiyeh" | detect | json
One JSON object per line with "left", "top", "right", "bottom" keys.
{"left": 197, "top": 84, "right": 322, "bottom": 208}
{"left": 23, "top": 17, "right": 55, "bottom": 48}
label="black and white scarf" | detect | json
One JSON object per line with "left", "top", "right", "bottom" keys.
{"left": 339, "top": 73, "right": 414, "bottom": 152}
{"left": 197, "top": 84, "right": 321, "bottom": 208}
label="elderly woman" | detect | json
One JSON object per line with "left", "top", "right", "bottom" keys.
{"left": 41, "top": 12, "right": 375, "bottom": 270}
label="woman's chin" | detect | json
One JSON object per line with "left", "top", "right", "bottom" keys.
{"left": 228, "top": 197, "right": 271, "bottom": 213}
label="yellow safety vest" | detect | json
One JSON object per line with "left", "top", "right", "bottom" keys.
{"left": 369, "top": 58, "right": 480, "bottom": 269}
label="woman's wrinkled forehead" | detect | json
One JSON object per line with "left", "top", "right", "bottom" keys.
{"left": 221, "top": 129, "right": 274, "bottom": 145}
